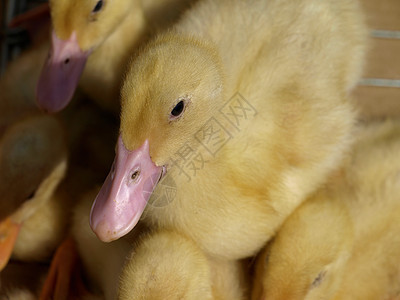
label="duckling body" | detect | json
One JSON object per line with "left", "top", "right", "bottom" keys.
{"left": 11, "top": 166, "right": 68, "bottom": 262}
{"left": 0, "top": 113, "right": 68, "bottom": 268}
{"left": 332, "top": 120, "right": 400, "bottom": 300}
{"left": 252, "top": 119, "right": 400, "bottom": 300}
{"left": 91, "top": 0, "right": 367, "bottom": 261}
{"left": 119, "top": 230, "right": 248, "bottom": 300}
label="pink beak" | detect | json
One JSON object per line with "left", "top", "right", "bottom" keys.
{"left": 36, "top": 30, "right": 90, "bottom": 113}
{"left": 90, "top": 136, "right": 163, "bottom": 242}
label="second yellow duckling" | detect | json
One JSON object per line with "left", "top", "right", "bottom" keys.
{"left": 36, "top": 0, "right": 196, "bottom": 113}
{"left": 119, "top": 230, "right": 248, "bottom": 300}
{"left": 0, "top": 113, "right": 68, "bottom": 269}
{"left": 252, "top": 119, "right": 400, "bottom": 300}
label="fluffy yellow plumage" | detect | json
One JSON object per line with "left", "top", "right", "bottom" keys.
{"left": 252, "top": 119, "right": 400, "bottom": 300}
{"left": 103, "top": 0, "right": 368, "bottom": 260}
{"left": 71, "top": 188, "right": 247, "bottom": 299}
{"left": 39, "top": 0, "right": 196, "bottom": 113}
{"left": 119, "top": 229, "right": 249, "bottom": 300}
{"left": 0, "top": 112, "right": 68, "bottom": 268}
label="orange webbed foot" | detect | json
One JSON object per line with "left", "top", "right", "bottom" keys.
{"left": 0, "top": 217, "right": 21, "bottom": 271}
{"left": 39, "top": 237, "right": 90, "bottom": 300}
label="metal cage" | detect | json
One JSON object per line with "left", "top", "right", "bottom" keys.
{"left": 0, "top": 0, "right": 47, "bottom": 74}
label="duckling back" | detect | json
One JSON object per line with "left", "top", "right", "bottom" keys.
{"left": 176, "top": 0, "right": 367, "bottom": 93}
{"left": 331, "top": 120, "right": 400, "bottom": 300}
{"left": 252, "top": 188, "right": 353, "bottom": 300}
{"left": 252, "top": 119, "right": 400, "bottom": 300}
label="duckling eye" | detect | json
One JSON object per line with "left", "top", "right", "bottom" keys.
{"left": 92, "top": 0, "right": 103, "bottom": 13}
{"left": 170, "top": 100, "right": 185, "bottom": 119}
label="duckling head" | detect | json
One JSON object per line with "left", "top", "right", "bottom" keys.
{"left": 90, "top": 34, "right": 224, "bottom": 242}
{"left": 36, "top": 0, "right": 136, "bottom": 112}
{"left": 0, "top": 114, "right": 67, "bottom": 270}
{"left": 254, "top": 195, "right": 353, "bottom": 300}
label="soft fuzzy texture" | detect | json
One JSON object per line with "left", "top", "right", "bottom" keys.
{"left": 119, "top": 230, "right": 248, "bottom": 300}
{"left": 71, "top": 188, "right": 134, "bottom": 300}
{"left": 252, "top": 119, "right": 400, "bottom": 300}
{"left": 11, "top": 160, "right": 68, "bottom": 262}
{"left": 72, "top": 188, "right": 247, "bottom": 300}
{"left": 0, "top": 114, "right": 68, "bottom": 263}
{"left": 119, "top": 0, "right": 367, "bottom": 260}
{"left": 48, "top": 0, "right": 196, "bottom": 113}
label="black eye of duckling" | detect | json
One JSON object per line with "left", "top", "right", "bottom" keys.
{"left": 92, "top": 0, "right": 103, "bottom": 13}
{"left": 170, "top": 100, "right": 185, "bottom": 118}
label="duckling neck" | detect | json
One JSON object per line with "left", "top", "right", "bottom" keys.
{"left": 80, "top": 1, "right": 148, "bottom": 114}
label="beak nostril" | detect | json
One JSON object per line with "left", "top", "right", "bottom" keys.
{"left": 64, "top": 58, "right": 70, "bottom": 64}
{"left": 131, "top": 170, "right": 140, "bottom": 182}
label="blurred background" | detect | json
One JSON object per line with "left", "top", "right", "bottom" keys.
{"left": 0, "top": 0, "right": 48, "bottom": 74}
{"left": 353, "top": 0, "right": 400, "bottom": 119}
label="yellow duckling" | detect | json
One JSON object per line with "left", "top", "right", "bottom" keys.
{"left": 119, "top": 230, "right": 248, "bottom": 300}
{"left": 36, "top": 0, "right": 196, "bottom": 113}
{"left": 0, "top": 113, "right": 68, "bottom": 269}
{"left": 252, "top": 119, "right": 400, "bottom": 300}
{"left": 90, "top": 0, "right": 367, "bottom": 262}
